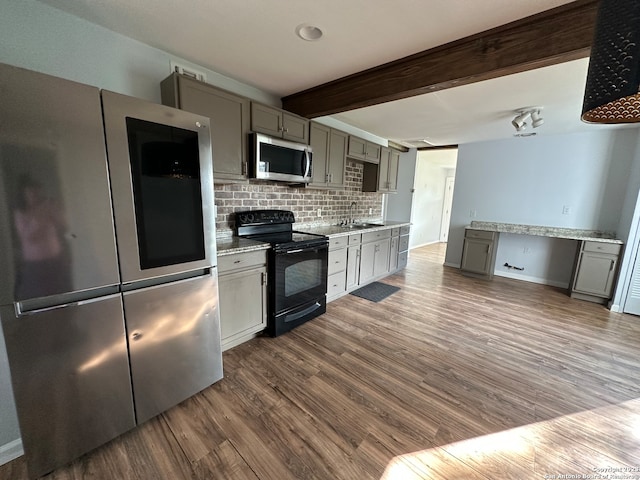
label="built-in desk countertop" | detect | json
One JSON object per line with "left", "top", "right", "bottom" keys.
{"left": 466, "top": 221, "right": 623, "bottom": 244}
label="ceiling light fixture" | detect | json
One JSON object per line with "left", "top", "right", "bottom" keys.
{"left": 295, "top": 24, "right": 323, "bottom": 41}
{"left": 511, "top": 107, "right": 544, "bottom": 133}
{"left": 582, "top": 0, "right": 640, "bottom": 123}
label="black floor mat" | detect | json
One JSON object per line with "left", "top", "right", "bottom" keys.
{"left": 349, "top": 282, "right": 400, "bottom": 302}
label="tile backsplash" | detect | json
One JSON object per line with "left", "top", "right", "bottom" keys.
{"left": 214, "top": 160, "right": 384, "bottom": 234}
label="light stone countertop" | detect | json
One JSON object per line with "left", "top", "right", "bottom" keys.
{"left": 300, "top": 221, "right": 411, "bottom": 238}
{"left": 467, "top": 221, "right": 623, "bottom": 244}
{"left": 216, "top": 236, "right": 270, "bottom": 257}
{"left": 216, "top": 221, "right": 412, "bottom": 255}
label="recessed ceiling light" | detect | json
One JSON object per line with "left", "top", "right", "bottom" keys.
{"left": 514, "top": 132, "right": 537, "bottom": 137}
{"left": 295, "top": 24, "right": 323, "bottom": 41}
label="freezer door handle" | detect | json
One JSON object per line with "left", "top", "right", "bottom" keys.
{"left": 15, "top": 286, "right": 121, "bottom": 316}
{"left": 131, "top": 331, "right": 143, "bottom": 341}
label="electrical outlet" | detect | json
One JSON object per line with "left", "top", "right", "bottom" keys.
{"left": 369, "top": 208, "right": 373, "bottom": 215}
{"left": 562, "top": 205, "right": 572, "bottom": 215}
{"left": 317, "top": 208, "right": 322, "bottom": 217}
{"left": 469, "top": 209, "right": 477, "bottom": 218}
{"left": 523, "top": 247, "right": 531, "bottom": 254}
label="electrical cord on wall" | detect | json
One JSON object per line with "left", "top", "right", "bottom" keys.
{"left": 503, "top": 262, "right": 524, "bottom": 271}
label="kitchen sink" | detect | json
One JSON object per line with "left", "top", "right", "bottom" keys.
{"left": 337, "top": 222, "right": 384, "bottom": 230}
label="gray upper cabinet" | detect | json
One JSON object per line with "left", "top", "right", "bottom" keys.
{"left": 328, "top": 129, "right": 348, "bottom": 188}
{"left": 251, "top": 102, "right": 309, "bottom": 143}
{"left": 347, "top": 135, "right": 367, "bottom": 160}
{"left": 309, "top": 122, "right": 347, "bottom": 189}
{"left": 161, "top": 73, "right": 250, "bottom": 182}
{"left": 388, "top": 149, "right": 400, "bottom": 191}
{"left": 309, "top": 123, "right": 330, "bottom": 187}
{"left": 362, "top": 147, "right": 400, "bottom": 193}
{"left": 347, "top": 135, "right": 381, "bottom": 163}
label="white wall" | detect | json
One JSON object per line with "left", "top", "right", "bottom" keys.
{"left": 0, "top": 0, "right": 280, "bottom": 106}
{"left": 445, "top": 128, "right": 640, "bottom": 287}
{"left": 410, "top": 149, "right": 457, "bottom": 249}
{"left": 385, "top": 149, "right": 417, "bottom": 222}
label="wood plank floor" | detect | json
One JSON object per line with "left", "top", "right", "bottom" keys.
{"left": 4, "top": 242, "right": 640, "bottom": 479}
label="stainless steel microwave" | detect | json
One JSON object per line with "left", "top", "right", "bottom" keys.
{"left": 250, "top": 132, "right": 312, "bottom": 183}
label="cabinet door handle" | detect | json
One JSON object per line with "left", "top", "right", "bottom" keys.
{"left": 261, "top": 272, "right": 266, "bottom": 285}
{"left": 486, "top": 245, "right": 490, "bottom": 253}
{"left": 610, "top": 260, "right": 615, "bottom": 271}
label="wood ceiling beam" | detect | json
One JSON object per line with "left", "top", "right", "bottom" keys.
{"left": 282, "top": 0, "right": 599, "bottom": 118}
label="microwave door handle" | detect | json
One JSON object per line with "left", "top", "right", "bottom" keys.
{"left": 303, "top": 150, "right": 311, "bottom": 179}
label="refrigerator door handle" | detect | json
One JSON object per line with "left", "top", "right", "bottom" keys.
{"left": 15, "top": 286, "right": 121, "bottom": 316}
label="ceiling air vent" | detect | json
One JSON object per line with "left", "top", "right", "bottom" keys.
{"left": 400, "top": 139, "right": 436, "bottom": 148}
{"left": 170, "top": 61, "right": 207, "bottom": 82}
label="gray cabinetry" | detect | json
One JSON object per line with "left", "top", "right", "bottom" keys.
{"left": 218, "top": 250, "right": 268, "bottom": 350}
{"left": 346, "top": 234, "right": 362, "bottom": 290}
{"left": 347, "top": 135, "right": 381, "bottom": 163}
{"left": 359, "top": 230, "right": 391, "bottom": 284}
{"left": 389, "top": 228, "right": 400, "bottom": 271}
{"left": 327, "top": 236, "right": 348, "bottom": 301}
{"left": 460, "top": 229, "right": 498, "bottom": 279}
{"left": 571, "top": 241, "right": 621, "bottom": 304}
{"left": 309, "top": 122, "right": 347, "bottom": 189}
{"left": 362, "top": 147, "right": 400, "bottom": 193}
{"left": 251, "top": 102, "right": 309, "bottom": 143}
{"left": 161, "top": 73, "right": 250, "bottom": 182}
{"left": 398, "top": 225, "right": 410, "bottom": 270}
{"left": 326, "top": 226, "right": 408, "bottom": 303}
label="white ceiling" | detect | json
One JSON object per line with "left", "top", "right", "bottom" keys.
{"left": 38, "top": 0, "right": 636, "bottom": 146}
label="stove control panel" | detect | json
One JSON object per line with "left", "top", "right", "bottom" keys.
{"left": 235, "top": 209, "right": 295, "bottom": 226}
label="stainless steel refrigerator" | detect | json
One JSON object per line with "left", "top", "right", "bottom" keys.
{"left": 0, "top": 63, "right": 223, "bottom": 478}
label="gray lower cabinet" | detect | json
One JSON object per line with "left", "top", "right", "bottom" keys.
{"left": 218, "top": 250, "right": 268, "bottom": 351}
{"left": 161, "top": 73, "right": 250, "bottom": 182}
{"left": 397, "top": 225, "right": 410, "bottom": 270}
{"left": 389, "top": 228, "right": 400, "bottom": 271}
{"left": 359, "top": 230, "right": 391, "bottom": 284}
{"left": 328, "top": 236, "right": 348, "bottom": 300}
{"left": 460, "top": 229, "right": 499, "bottom": 279}
{"left": 326, "top": 227, "right": 408, "bottom": 303}
{"left": 571, "top": 241, "right": 622, "bottom": 304}
{"left": 346, "top": 244, "right": 362, "bottom": 289}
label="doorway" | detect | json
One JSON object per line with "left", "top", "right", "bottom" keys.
{"left": 409, "top": 148, "right": 458, "bottom": 249}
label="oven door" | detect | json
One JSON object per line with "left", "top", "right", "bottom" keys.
{"left": 273, "top": 243, "right": 328, "bottom": 314}
{"left": 101, "top": 90, "right": 216, "bottom": 284}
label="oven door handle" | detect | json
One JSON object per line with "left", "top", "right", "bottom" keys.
{"left": 285, "top": 248, "right": 305, "bottom": 254}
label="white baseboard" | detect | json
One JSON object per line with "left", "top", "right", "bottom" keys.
{"left": 0, "top": 438, "right": 23, "bottom": 466}
{"left": 609, "top": 303, "right": 621, "bottom": 312}
{"left": 494, "top": 270, "right": 569, "bottom": 289}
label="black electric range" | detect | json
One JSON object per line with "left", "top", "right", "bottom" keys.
{"left": 235, "top": 210, "right": 328, "bottom": 336}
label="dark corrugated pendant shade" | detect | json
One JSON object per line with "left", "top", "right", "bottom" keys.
{"left": 582, "top": 0, "right": 640, "bottom": 123}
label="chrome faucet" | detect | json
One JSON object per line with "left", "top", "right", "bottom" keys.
{"left": 349, "top": 201, "right": 357, "bottom": 224}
